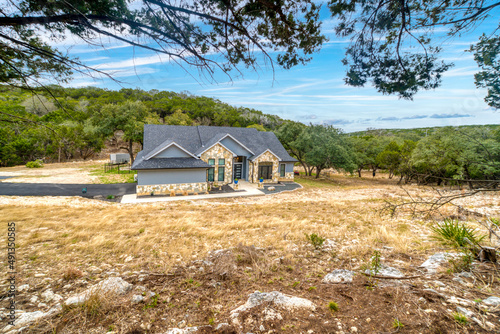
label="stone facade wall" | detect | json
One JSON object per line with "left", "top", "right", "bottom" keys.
{"left": 250, "top": 151, "right": 280, "bottom": 183}
{"left": 279, "top": 171, "right": 295, "bottom": 182}
{"left": 137, "top": 182, "right": 207, "bottom": 196}
{"left": 200, "top": 143, "right": 233, "bottom": 184}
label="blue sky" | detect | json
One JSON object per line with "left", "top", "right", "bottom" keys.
{"left": 56, "top": 7, "right": 498, "bottom": 132}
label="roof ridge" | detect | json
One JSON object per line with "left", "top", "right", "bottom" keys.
{"left": 197, "top": 126, "right": 203, "bottom": 147}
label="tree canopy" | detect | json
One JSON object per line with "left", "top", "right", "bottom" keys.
{"left": 0, "top": 0, "right": 325, "bottom": 91}
{"left": 328, "top": 0, "right": 500, "bottom": 103}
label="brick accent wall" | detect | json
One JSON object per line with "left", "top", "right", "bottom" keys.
{"left": 200, "top": 143, "right": 233, "bottom": 184}
{"left": 137, "top": 182, "right": 207, "bottom": 196}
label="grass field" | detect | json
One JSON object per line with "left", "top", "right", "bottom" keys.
{"left": 1, "top": 168, "right": 499, "bottom": 333}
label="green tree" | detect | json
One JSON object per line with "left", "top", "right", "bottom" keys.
{"left": 411, "top": 127, "right": 500, "bottom": 188}
{"left": 328, "top": 0, "right": 499, "bottom": 100}
{"left": 92, "top": 101, "right": 158, "bottom": 163}
{"left": 274, "top": 121, "right": 310, "bottom": 175}
{"left": 295, "top": 124, "right": 355, "bottom": 178}
{"left": 471, "top": 35, "right": 500, "bottom": 108}
{"left": 0, "top": 0, "right": 325, "bottom": 91}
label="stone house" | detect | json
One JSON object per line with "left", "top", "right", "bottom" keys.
{"left": 131, "top": 125, "right": 297, "bottom": 196}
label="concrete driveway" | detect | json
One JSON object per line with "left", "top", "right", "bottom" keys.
{"left": 0, "top": 182, "right": 136, "bottom": 197}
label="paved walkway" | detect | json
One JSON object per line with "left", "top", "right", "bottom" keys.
{"left": 121, "top": 180, "right": 265, "bottom": 204}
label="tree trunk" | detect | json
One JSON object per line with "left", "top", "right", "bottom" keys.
{"left": 300, "top": 161, "right": 308, "bottom": 176}
{"left": 58, "top": 146, "right": 61, "bottom": 163}
{"left": 357, "top": 167, "right": 362, "bottom": 177}
{"left": 129, "top": 139, "right": 135, "bottom": 164}
{"left": 307, "top": 165, "right": 314, "bottom": 176}
{"left": 315, "top": 167, "right": 321, "bottom": 178}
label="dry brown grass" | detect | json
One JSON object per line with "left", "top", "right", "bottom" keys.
{"left": 0, "top": 174, "right": 498, "bottom": 282}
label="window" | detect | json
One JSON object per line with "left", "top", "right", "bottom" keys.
{"left": 218, "top": 167, "right": 225, "bottom": 181}
{"left": 258, "top": 165, "right": 272, "bottom": 180}
{"left": 207, "top": 168, "right": 214, "bottom": 182}
{"left": 218, "top": 158, "right": 225, "bottom": 165}
{"left": 280, "top": 164, "right": 286, "bottom": 177}
{"left": 208, "top": 159, "right": 215, "bottom": 165}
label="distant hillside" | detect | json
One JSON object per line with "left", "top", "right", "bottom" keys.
{"left": 0, "top": 86, "right": 284, "bottom": 166}
{"left": 348, "top": 124, "right": 500, "bottom": 140}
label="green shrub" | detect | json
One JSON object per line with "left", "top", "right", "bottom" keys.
{"left": 430, "top": 219, "right": 486, "bottom": 249}
{"left": 392, "top": 318, "right": 404, "bottom": 329}
{"left": 453, "top": 312, "right": 468, "bottom": 325}
{"left": 305, "top": 233, "right": 325, "bottom": 249}
{"left": 26, "top": 159, "right": 43, "bottom": 168}
{"left": 328, "top": 301, "right": 339, "bottom": 313}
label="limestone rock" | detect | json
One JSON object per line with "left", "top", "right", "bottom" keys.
{"left": 230, "top": 291, "right": 315, "bottom": 325}
{"left": 131, "top": 295, "right": 145, "bottom": 303}
{"left": 17, "top": 284, "right": 29, "bottom": 292}
{"left": 322, "top": 269, "right": 355, "bottom": 284}
{"left": 456, "top": 306, "right": 474, "bottom": 318}
{"left": 13, "top": 311, "right": 45, "bottom": 327}
{"left": 420, "top": 253, "right": 458, "bottom": 273}
{"left": 482, "top": 296, "right": 500, "bottom": 307}
{"left": 365, "top": 264, "right": 403, "bottom": 278}
{"left": 163, "top": 327, "right": 199, "bottom": 334}
{"left": 65, "top": 277, "right": 132, "bottom": 306}
{"left": 41, "top": 289, "right": 63, "bottom": 303}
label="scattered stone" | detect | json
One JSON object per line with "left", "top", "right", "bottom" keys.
{"left": 433, "top": 281, "right": 446, "bottom": 287}
{"left": 34, "top": 273, "right": 46, "bottom": 278}
{"left": 446, "top": 296, "right": 473, "bottom": 307}
{"left": 322, "top": 269, "right": 355, "bottom": 284}
{"left": 18, "top": 284, "right": 29, "bottom": 292}
{"left": 230, "top": 291, "right": 315, "bottom": 325}
{"left": 65, "top": 277, "right": 132, "bottom": 306}
{"left": 268, "top": 186, "right": 275, "bottom": 191}
{"left": 30, "top": 296, "right": 38, "bottom": 304}
{"left": 456, "top": 306, "right": 474, "bottom": 318}
{"left": 420, "top": 253, "right": 458, "bottom": 273}
{"left": 365, "top": 264, "right": 403, "bottom": 278}
{"left": 322, "top": 239, "right": 336, "bottom": 250}
{"left": 457, "top": 272, "right": 473, "bottom": 279}
{"left": 350, "top": 326, "right": 358, "bottom": 333}
{"left": 147, "top": 291, "right": 156, "bottom": 299}
{"left": 482, "top": 296, "right": 500, "bottom": 307}
{"left": 215, "top": 323, "right": 230, "bottom": 331}
{"left": 131, "top": 295, "right": 145, "bottom": 303}
{"left": 164, "top": 328, "right": 199, "bottom": 334}
{"left": 41, "top": 289, "right": 63, "bottom": 303}
{"left": 452, "top": 277, "right": 467, "bottom": 285}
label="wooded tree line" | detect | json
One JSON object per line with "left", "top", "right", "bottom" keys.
{"left": 275, "top": 122, "right": 500, "bottom": 188}
{"left": 0, "top": 86, "right": 281, "bottom": 166}
{"left": 1, "top": 84, "right": 499, "bottom": 188}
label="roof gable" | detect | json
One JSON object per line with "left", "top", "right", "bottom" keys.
{"left": 144, "top": 140, "right": 197, "bottom": 160}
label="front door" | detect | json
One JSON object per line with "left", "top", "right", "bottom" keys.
{"left": 234, "top": 163, "right": 242, "bottom": 180}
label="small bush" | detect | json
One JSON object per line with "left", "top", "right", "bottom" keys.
{"left": 26, "top": 159, "right": 43, "bottom": 168}
{"left": 328, "top": 301, "right": 339, "bottom": 313}
{"left": 305, "top": 233, "right": 325, "bottom": 250}
{"left": 430, "top": 219, "right": 486, "bottom": 249}
{"left": 63, "top": 267, "right": 83, "bottom": 281}
{"left": 106, "top": 195, "right": 115, "bottom": 199}
{"left": 392, "top": 318, "right": 404, "bottom": 329}
{"left": 453, "top": 312, "right": 468, "bottom": 325}
{"left": 448, "top": 252, "right": 474, "bottom": 273}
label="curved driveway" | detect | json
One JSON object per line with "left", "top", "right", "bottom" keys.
{"left": 0, "top": 182, "right": 136, "bottom": 197}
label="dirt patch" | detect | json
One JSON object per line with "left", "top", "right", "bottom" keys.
{"left": 0, "top": 161, "right": 103, "bottom": 184}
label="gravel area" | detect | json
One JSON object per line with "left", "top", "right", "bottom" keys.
{"left": 261, "top": 182, "right": 302, "bottom": 195}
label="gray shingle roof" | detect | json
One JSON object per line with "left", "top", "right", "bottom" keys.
{"left": 132, "top": 125, "right": 297, "bottom": 170}
{"left": 131, "top": 154, "right": 210, "bottom": 170}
